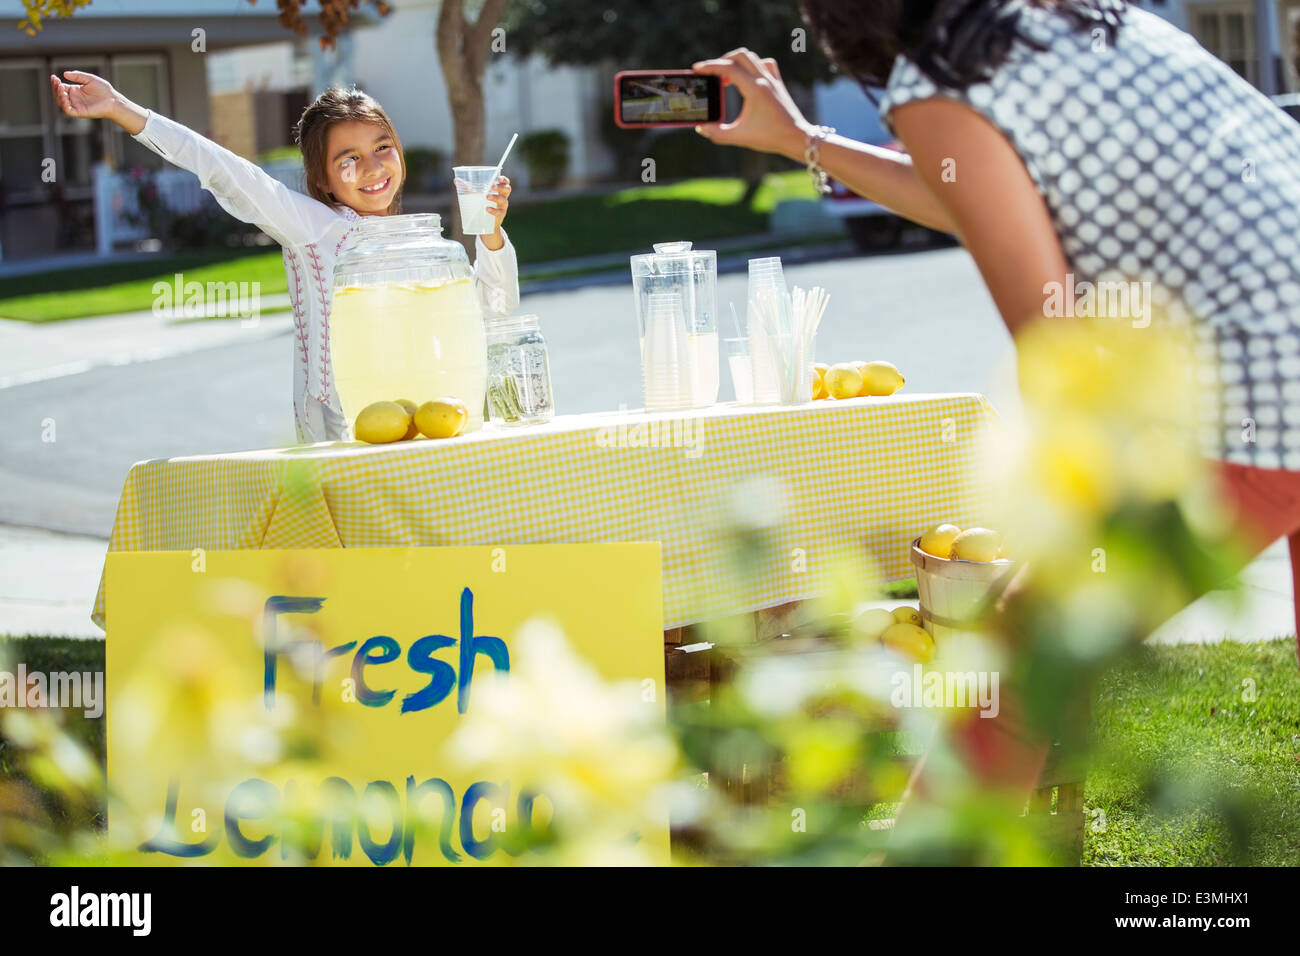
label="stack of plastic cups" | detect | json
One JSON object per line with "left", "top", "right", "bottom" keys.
{"left": 642, "top": 292, "right": 691, "bottom": 411}
{"left": 747, "top": 257, "right": 787, "bottom": 404}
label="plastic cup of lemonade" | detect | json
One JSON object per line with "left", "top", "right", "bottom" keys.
{"left": 452, "top": 165, "right": 499, "bottom": 235}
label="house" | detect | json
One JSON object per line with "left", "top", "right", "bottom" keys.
{"left": 0, "top": 0, "right": 319, "bottom": 262}
{"left": 1141, "top": 0, "right": 1299, "bottom": 92}
{"left": 203, "top": 0, "right": 615, "bottom": 189}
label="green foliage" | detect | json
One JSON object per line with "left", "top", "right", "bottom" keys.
{"left": 0, "top": 637, "right": 106, "bottom": 864}
{"left": 504, "top": 0, "right": 833, "bottom": 86}
{"left": 257, "top": 145, "right": 304, "bottom": 164}
{"left": 402, "top": 146, "right": 448, "bottom": 193}
{"left": 517, "top": 130, "right": 570, "bottom": 188}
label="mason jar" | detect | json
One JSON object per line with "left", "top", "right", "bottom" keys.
{"left": 485, "top": 313, "right": 554, "bottom": 425}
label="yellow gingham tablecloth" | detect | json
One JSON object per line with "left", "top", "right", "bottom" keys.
{"left": 91, "top": 394, "right": 1000, "bottom": 632}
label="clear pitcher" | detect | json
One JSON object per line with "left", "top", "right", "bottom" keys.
{"left": 630, "top": 240, "right": 719, "bottom": 409}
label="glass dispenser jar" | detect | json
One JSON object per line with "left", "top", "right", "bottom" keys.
{"left": 331, "top": 213, "right": 487, "bottom": 433}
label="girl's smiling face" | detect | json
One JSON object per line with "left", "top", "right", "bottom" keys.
{"left": 324, "top": 119, "right": 403, "bottom": 214}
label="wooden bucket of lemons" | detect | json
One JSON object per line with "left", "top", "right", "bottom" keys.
{"left": 909, "top": 535, "right": 1017, "bottom": 642}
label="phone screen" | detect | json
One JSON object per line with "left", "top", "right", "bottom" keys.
{"left": 616, "top": 72, "right": 722, "bottom": 127}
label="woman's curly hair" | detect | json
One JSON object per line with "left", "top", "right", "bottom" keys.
{"left": 798, "top": 0, "right": 1128, "bottom": 90}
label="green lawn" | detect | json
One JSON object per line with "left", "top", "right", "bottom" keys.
{"left": 0, "top": 171, "right": 825, "bottom": 322}
{"left": 0, "top": 249, "right": 290, "bottom": 323}
{"left": 3, "top": 632, "right": 1296, "bottom": 865}
{"left": 1084, "top": 638, "right": 1300, "bottom": 866}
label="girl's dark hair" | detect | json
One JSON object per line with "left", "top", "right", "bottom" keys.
{"left": 293, "top": 85, "right": 406, "bottom": 214}
{"left": 799, "top": 0, "right": 1128, "bottom": 90}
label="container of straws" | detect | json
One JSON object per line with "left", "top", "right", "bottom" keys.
{"left": 745, "top": 257, "right": 829, "bottom": 405}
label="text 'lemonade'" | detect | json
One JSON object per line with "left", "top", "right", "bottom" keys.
{"left": 331, "top": 278, "right": 487, "bottom": 432}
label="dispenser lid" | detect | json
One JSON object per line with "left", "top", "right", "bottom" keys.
{"left": 631, "top": 239, "right": 717, "bottom": 276}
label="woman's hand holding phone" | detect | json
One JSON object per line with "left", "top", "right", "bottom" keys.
{"left": 691, "top": 49, "right": 814, "bottom": 160}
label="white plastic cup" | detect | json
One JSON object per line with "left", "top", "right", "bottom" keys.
{"left": 452, "top": 165, "right": 499, "bottom": 235}
{"left": 643, "top": 292, "right": 690, "bottom": 411}
{"left": 724, "top": 336, "right": 753, "bottom": 404}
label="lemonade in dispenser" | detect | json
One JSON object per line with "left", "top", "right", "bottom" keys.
{"left": 331, "top": 214, "right": 487, "bottom": 433}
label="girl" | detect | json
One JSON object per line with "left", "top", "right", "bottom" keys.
{"left": 50, "top": 71, "right": 520, "bottom": 443}
{"left": 692, "top": 2, "right": 1300, "bottom": 802}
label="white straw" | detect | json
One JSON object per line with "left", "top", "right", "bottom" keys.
{"left": 489, "top": 132, "right": 519, "bottom": 185}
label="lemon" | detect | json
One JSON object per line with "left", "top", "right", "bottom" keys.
{"left": 354, "top": 401, "right": 412, "bottom": 444}
{"left": 415, "top": 398, "right": 469, "bottom": 439}
{"left": 393, "top": 399, "right": 420, "bottom": 440}
{"left": 812, "top": 364, "right": 829, "bottom": 400}
{"left": 859, "top": 360, "right": 906, "bottom": 397}
{"left": 892, "top": 605, "right": 922, "bottom": 627}
{"left": 881, "top": 622, "right": 935, "bottom": 662}
{"left": 919, "top": 522, "right": 962, "bottom": 559}
{"left": 951, "top": 527, "right": 1003, "bottom": 562}
{"left": 824, "top": 363, "right": 863, "bottom": 400}
{"left": 852, "top": 606, "right": 896, "bottom": 642}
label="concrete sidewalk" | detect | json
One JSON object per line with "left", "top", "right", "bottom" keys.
{"left": 0, "top": 296, "right": 293, "bottom": 389}
{"left": 3, "top": 523, "right": 1292, "bottom": 644}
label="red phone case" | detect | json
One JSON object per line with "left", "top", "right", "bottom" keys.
{"left": 613, "top": 70, "right": 728, "bottom": 129}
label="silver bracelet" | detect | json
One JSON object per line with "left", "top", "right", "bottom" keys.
{"left": 803, "top": 125, "right": 836, "bottom": 195}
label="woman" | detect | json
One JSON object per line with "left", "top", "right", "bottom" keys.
{"left": 693, "top": 0, "right": 1300, "bottom": 799}
{"left": 50, "top": 72, "right": 520, "bottom": 443}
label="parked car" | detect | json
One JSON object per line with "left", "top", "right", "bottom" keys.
{"left": 813, "top": 77, "right": 957, "bottom": 252}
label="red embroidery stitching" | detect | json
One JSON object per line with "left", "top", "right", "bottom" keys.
{"left": 284, "top": 248, "right": 309, "bottom": 368}
{"left": 306, "top": 243, "right": 332, "bottom": 402}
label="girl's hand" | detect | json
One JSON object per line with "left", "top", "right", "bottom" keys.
{"left": 691, "top": 49, "right": 813, "bottom": 160}
{"left": 50, "top": 70, "right": 118, "bottom": 119}
{"left": 50, "top": 69, "right": 146, "bottom": 134}
{"left": 482, "top": 175, "right": 511, "bottom": 251}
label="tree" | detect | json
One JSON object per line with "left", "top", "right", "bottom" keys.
{"left": 437, "top": 0, "right": 512, "bottom": 167}
{"left": 503, "top": 0, "right": 835, "bottom": 200}
{"left": 20, "top": 0, "right": 508, "bottom": 168}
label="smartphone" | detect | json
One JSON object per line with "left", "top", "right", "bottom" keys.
{"left": 613, "top": 70, "right": 726, "bottom": 129}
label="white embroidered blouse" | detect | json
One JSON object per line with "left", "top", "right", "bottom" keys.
{"left": 130, "top": 109, "right": 521, "bottom": 443}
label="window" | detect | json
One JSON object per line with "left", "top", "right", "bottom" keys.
{"left": 52, "top": 56, "right": 108, "bottom": 193}
{"left": 112, "top": 54, "right": 170, "bottom": 174}
{"left": 1194, "top": 6, "right": 1259, "bottom": 86}
{"left": 0, "top": 59, "right": 50, "bottom": 203}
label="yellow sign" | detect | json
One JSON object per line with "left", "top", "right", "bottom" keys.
{"left": 106, "top": 544, "right": 668, "bottom": 865}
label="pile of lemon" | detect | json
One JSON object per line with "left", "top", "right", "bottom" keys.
{"left": 354, "top": 398, "right": 469, "bottom": 444}
{"left": 813, "top": 360, "right": 905, "bottom": 400}
{"left": 852, "top": 604, "right": 934, "bottom": 662}
{"left": 917, "top": 523, "right": 1009, "bottom": 562}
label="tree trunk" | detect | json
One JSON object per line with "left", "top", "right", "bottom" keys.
{"left": 739, "top": 149, "right": 770, "bottom": 207}
{"left": 435, "top": 0, "right": 510, "bottom": 245}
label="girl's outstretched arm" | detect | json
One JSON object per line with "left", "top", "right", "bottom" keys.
{"left": 52, "top": 69, "right": 340, "bottom": 249}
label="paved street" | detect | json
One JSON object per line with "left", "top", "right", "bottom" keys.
{"left": 0, "top": 244, "right": 1292, "bottom": 642}
{"left": 0, "top": 247, "right": 1019, "bottom": 537}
